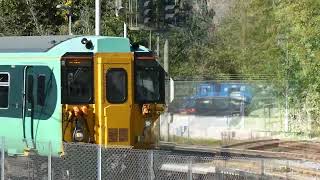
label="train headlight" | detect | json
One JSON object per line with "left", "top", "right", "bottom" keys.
{"left": 74, "top": 130, "right": 84, "bottom": 142}
{"left": 145, "top": 119, "right": 151, "bottom": 128}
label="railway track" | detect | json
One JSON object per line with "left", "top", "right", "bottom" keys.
{"left": 158, "top": 139, "right": 320, "bottom": 161}
{"left": 158, "top": 140, "right": 320, "bottom": 179}
{"left": 222, "top": 138, "right": 282, "bottom": 150}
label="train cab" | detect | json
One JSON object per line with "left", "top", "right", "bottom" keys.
{"left": 0, "top": 36, "right": 166, "bottom": 156}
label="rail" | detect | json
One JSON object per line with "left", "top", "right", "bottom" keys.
{"left": 158, "top": 140, "right": 320, "bottom": 162}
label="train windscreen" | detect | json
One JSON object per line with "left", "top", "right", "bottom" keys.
{"left": 61, "top": 53, "right": 94, "bottom": 104}
{"left": 134, "top": 54, "right": 165, "bottom": 104}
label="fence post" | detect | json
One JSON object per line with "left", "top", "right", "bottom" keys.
{"left": 149, "top": 150, "right": 155, "bottom": 180}
{"left": 217, "top": 167, "right": 224, "bottom": 180}
{"left": 260, "top": 158, "right": 265, "bottom": 178}
{"left": 187, "top": 159, "right": 192, "bottom": 180}
{"left": 48, "top": 141, "right": 52, "bottom": 180}
{"left": 286, "top": 159, "right": 289, "bottom": 179}
{"left": 1, "top": 137, "right": 4, "bottom": 180}
{"left": 97, "top": 145, "right": 102, "bottom": 180}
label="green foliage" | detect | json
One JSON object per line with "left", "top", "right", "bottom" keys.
{"left": 273, "top": 0, "right": 320, "bottom": 133}
{"left": 0, "top": 0, "right": 64, "bottom": 35}
{"left": 166, "top": 0, "right": 283, "bottom": 80}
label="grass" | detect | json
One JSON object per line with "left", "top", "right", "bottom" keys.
{"left": 170, "top": 135, "right": 222, "bottom": 146}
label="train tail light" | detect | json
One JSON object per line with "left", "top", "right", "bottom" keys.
{"left": 142, "top": 104, "right": 151, "bottom": 116}
{"left": 73, "top": 130, "right": 84, "bottom": 142}
{"left": 188, "top": 108, "right": 196, "bottom": 113}
{"left": 63, "top": 105, "right": 91, "bottom": 143}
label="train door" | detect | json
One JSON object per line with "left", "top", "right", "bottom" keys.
{"left": 101, "top": 53, "right": 132, "bottom": 145}
{"left": 23, "top": 66, "right": 36, "bottom": 149}
{"left": 22, "top": 65, "right": 58, "bottom": 151}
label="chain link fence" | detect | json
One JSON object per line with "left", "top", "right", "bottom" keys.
{"left": 162, "top": 79, "right": 319, "bottom": 146}
{"left": 0, "top": 137, "right": 319, "bottom": 180}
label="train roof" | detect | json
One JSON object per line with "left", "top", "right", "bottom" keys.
{"left": 0, "top": 36, "right": 72, "bottom": 53}
{"left": 0, "top": 36, "right": 151, "bottom": 55}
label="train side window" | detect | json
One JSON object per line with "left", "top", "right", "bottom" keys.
{"left": 106, "top": 69, "right": 127, "bottom": 103}
{"left": 37, "top": 75, "right": 46, "bottom": 106}
{"left": 0, "top": 73, "right": 9, "bottom": 108}
{"left": 27, "top": 75, "right": 34, "bottom": 103}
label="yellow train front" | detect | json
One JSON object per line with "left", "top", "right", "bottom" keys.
{"left": 61, "top": 37, "right": 165, "bottom": 148}
{"left": 0, "top": 36, "right": 165, "bottom": 156}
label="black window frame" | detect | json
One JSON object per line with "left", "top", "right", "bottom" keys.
{"left": 27, "top": 74, "right": 34, "bottom": 103}
{"left": 134, "top": 54, "right": 165, "bottom": 104}
{"left": 106, "top": 68, "right": 128, "bottom": 104}
{"left": 37, "top": 74, "right": 46, "bottom": 106}
{"left": 61, "top": 52, "right": 94, "bottom": 105}
{"left": 0, "top": 72, "right": 9, "bottom": 109}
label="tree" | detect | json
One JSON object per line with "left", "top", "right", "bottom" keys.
{"left": 0, "top": 0, "right": 64, "bottom": 35}
{"left": 274, "top": 0, "right": 320, "bottom": 135}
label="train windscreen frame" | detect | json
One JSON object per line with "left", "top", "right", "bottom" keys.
{"left": 134, "top": 52, "right": 165, "bottom": 104}
{"left": 61, "top": 52, "right": 94, "bottom": 104}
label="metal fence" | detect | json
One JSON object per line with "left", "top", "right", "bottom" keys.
{"left": 0, "top": 137, "right": 319, "bottom": 180}
{"left": 162, "top": 79, "right": 318, "bottom": 146}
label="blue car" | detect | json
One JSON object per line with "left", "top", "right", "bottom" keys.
{"left": 195, "top": 82, "right": 252, "bottom": 104}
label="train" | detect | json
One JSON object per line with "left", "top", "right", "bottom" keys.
{"left": 0, "top": 35, "right": 166, "bottom": 156}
